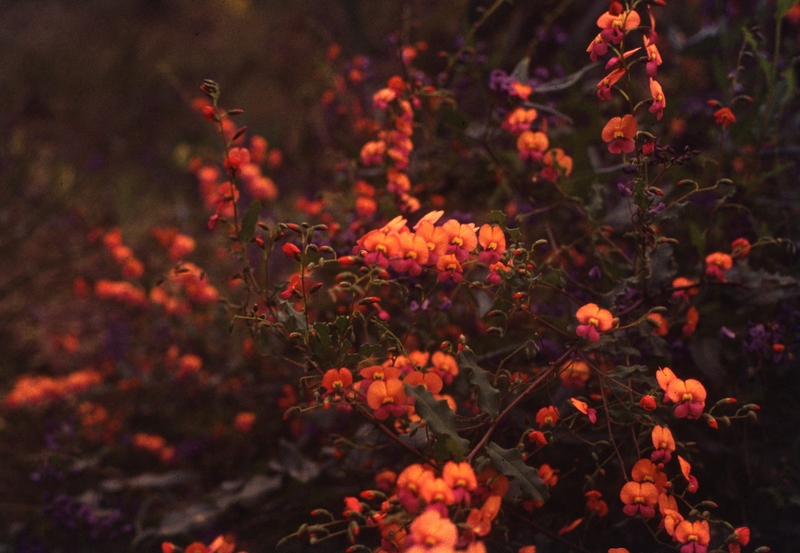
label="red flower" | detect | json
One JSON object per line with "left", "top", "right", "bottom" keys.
{"left": 714, "top": 107, "right": 736, "bottom": 128}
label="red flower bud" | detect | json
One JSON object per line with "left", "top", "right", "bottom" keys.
{"left": 639, "top": 395, "right": 657, "bottom": 411}
{"left": 282, "top": 243, "right": 301, "bottom": 258}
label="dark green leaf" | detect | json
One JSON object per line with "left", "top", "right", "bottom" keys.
{"left": 238, "top": 200, "right": 262, "bottom": 244}
{"left": 458, "top": 348, "right": 500, "bottom": 417}
{"left": 486, "top": 442, "right": 549, "bottom": 502}
{"left": 433, "top": 434, "right": 465, "bottom": 462}
{"left": 609, "top": 365, "right": 649, "bottom": 379}
{"left": 489, "top": 210, "right": 507, "bottom": 226}
{"left": 405, "top": 384, "right": 469, "bottom": 455}
{"left": 777, "top": 0, "right": 795, "bottom": 20}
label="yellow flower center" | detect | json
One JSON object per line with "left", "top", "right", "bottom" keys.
{"left": 447, "top": 263, "right": 457, "bottom": 271}
{"left": 634, "top": 496, "right": 645, "bottom": 504}
{"left": 406, "top": 251, "right": 417, "bottom": 259}
{"left": 376, "top": 244, "right": 387, "bottom": 253}
{"left": 613, "top": 131, "right": 624, "bottom": 139}
{"left": 488, "top": 241, "right": 497, "bottom": 250}
{"left": 688, "top": 534, "right": 698, "bottom": 543}
{"left": 451, "top": 237, "right": 463, "bottom": 246}
{"left": 588, "top": 317, "right": 599, "bottom": 327}
{"left": 682, "top": 393, "right": 693, "bottom": 402}
{"left": 382, "top": 396, "right": 395, "bottom": 405}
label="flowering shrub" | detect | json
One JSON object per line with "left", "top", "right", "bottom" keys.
{"left": 2, "top": 1, "right": 800, "bottom": 552}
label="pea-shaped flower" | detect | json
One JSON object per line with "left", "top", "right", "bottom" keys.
{"left": 575, "top": 303, "right": 615, "bottom": 342}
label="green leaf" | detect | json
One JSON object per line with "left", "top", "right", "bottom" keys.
{"left": 743, "top": 28, "right": 772, "bottom": 82}
{"left": 609, "top": 365, "right": 649, "bottom": 379}
{"left": 486, "top": 442, "right": 549, "bottom": 502}
{"left": 335, "top": 316, "right": 350, "bottom": 335}
{"left": 405, "top": 384, "right": 469, "bottom": 456}
{"left": 777, "top": 0, "right": 795, "bottom": 20}
{"left": 489, "top": 210, "right": 506, "bottom": 226}
{"left": 310, "top": 322, "right": 333, "bottom": 361}
{"left": 278, "top": 299, "right": 307, "bottom": 333}
{"left": 238, "top": 200, "right": 262, "bottom": 244}
{"left": 458, "top": 348, "right": 500, "bottom": 417}
{"left": 433, "top": 434, "right": 465, "bottom": 462}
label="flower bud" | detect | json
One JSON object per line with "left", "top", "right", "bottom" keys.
{"left": 639, "top": 395, "right": 657, "bottom": 411}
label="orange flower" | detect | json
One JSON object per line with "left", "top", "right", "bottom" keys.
{"left": 597, "top": 68, "right": 626, "bottom": 101}
{"left": 234, "top": 411, "right": 256, "bottom": 433}
{"left": 538, "top": 463, "right": 559, "bottom": 487}
{"left": 647, "top": 313, "right": 669, "bottom": 336}
{"left": 597, "top": 9, "right": 641, "bottom": 44}
{"left": 366, "top": 378, "right": 408, "bottom": 420}
{"left": 672, "top": 277, "right": 699, "bottom": 301}
{"left": 631, "top": 459, "right": 668, "bottom": 492}
{"left": 184, "top": 543, "right": 208, "bottom": 553}
{"left": 414, "top": 221, "right": 449, "bottom": 265}
{"left": 357, "top": 229, "right": 400, "bottom": 269}
{"left": 570, "top": 398, "right": 597, "bottom": 424}
{"left": 585, "top": 490, "right": 609, "bottom": 517}
{"left": 321, "top": 368, "right": 353, "bottom": 397}
{"left": 477, "top": 224, "right": 506, "bottom": 264}
{"left": 442, "top": 461, "right": 478, "bottom": 502}
{"left": 359, "top": 364, "right": 402, "bottom": 390}
{"left": 517, "top": 130, "right": 549, "bottom": 162}
{"left": 502, "top": 107, "right": 538, "bottom": 135}
{"left": 728, "top": 527, "right": 750, "bottom": 553}
{"left": 440, "top": 219, "right": 478, "bottom": 262}
{"left": 644, "top": 34, "right": 662, "bottom": 77}
{"left": 360, "top": 140, "right": 386, "bottom": 165}
{"left": 436, "top": 253, "right": 463, "bottom": 283}
{"left": 404, "top": 371, "right": 444, "bottom": 394}
{"left": 674, "top": 520, "right": 710, "bottom": 553}
{"left": 601, "top": 114, "right": 637, "bottom": 154}
{"left": 407, "top": 509, "right": 458, "bottom": 552}
{"left": 528, "top": 430, "right": 547, "bottom": 447}
{"left": 587, "top": 33, "right": 609, "bottom": 62}
{"left": 559, "top": 359, "right": 591, "bottom": 389}
{"left": 714, "top": 107, "right": 736, "bottom": 128}
{"left": 420, "top": 477, "right": 456, "bottom": 506}
{"left": 508, "top": 81, "right": 533, "bottom": 101}
{"left": 431, "top": 351, "right": 459, "bottom": 384}
{"left": 372, "top": 87, "right": 397, "bottom": 110}
{"left": 575, "top": 303, "right": 615, "bottom": 342}
{"left": 659, "top": 493, "right": 684, "bottom": 536}
{"left": 397, "top": 464, "right": 435, "bottom": 512}
{"left": 649, "top": 78, "right": 666, "bottom": 120}
{"left": 466, "top": 495, "right": 502, "bottom": 537}
{"left": 731, "top": 237, "right": 751, "bottom": 258}
{"left": 390, "top": 232, "right": 430, "bottom": 276}
{"left": 656, "top": 367, "right": 677, "bottom": 393}
{"left": 541, "top": 148, "right": 573, "bottom": 182}
{"left": 619, "top": 481, "right": 659, "bottom": 517}
{"left": 680, "top": 306, "right": 699, "bottom": 337}
{"left": 678, "top": 456, "right": 699, "bottom": 493}
{"left": 536, "top": 405, "right": 560, "bottom": 428}
{"left": 650, "top": 425, "right": 675, "bottom": 463}
{"left": 667, "top": 378, "right": 706, "bottom": 419}
{"left": 705, "top": 252, "right": 733, "bottom": 281}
